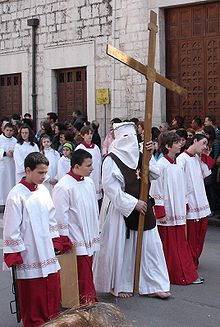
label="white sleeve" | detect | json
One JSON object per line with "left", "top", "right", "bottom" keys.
{"left": 52, "top": 184, "right": 70, "bottom": 236}
{"left": 3, "top": 195, "right": 26, "bottom": 253}
{"left": 199, "top": 157, "right": 212, "bottom": 179}
{"left": 57, "top": 158, "right": 65, "bottom": 180}
{"left": 149, "top": 155, "right": 160, "bottom": 180}
{"left": 149, "top": 163, "right": 165, "bottom": 206}
{"left": 102, "top": 157, "right": 138, "bottom": 217}
{"left": 34, "top": 143, "right": 40, "bottom": 152}
{"left": 0, "top": 147, "right": 4, "bottom": 160}
{"left": 14, "top": 144, "right": 25, "bottom": 173}
{"left": 95, "top": 145, "right": 102, "bottom": 190}
{"left": 45, "top": 191, "right": 59, "bottom": 238}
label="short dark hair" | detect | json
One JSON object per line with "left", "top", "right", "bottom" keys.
{"left": 64, "top": 131, "right": 75, "bottom": 143}
{"left": 47, "top": 112, "right": 58, "bottom": 123}
{"left": 75, "top": 110, "right": 82, "bottom": 116}
{"left": 189, "top": 133, "right": 208, "bottom": 146}
{"left": 73, "top": 121, "right": 84, "bottom": 132}
{"left": 151, "top": 126, "right": 160, "bottom": 141}
{"left": 130, "top": 117, "right": 139, "bottom": 125}
{"left": 205, "top": 114, "right": 216, "bottom": 125}
{"left": 3, "top": 122, "right": 13, "bottom": 129}
{"left": 159, "top": 132, "right": 180, "bottom": 154}
{"left": 111, "top": 117, "right": 122, "bottom": 124}
{"left": 22, "top": 118, "right": 34, "bottom": 130}
{"left": 24, "top": 113, "right": 31, "bottom": 118}
{"left": 71, "top": 149, "right": 92, "bottom": 168}
{"left": 192, "top": 117, "right": 203, "bottom": 127}
{"left": 176, "top": 129, "right": 188, "bottom": 140}
{"left": 12, "top": 113, "right": 21, "bottom": 121}
{"left": 92, "top": 120, "right": 99, "bottom": 131}
{"left": 24, "top": 152, "right": 49, "bottom": 170}
{"left": 54, "top": 122, "right": 67, "bottom": 131}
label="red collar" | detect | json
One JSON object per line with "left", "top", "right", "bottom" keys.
{"left": 20, "top": 178, "right": 38, "bottom": 191}
{"left": 81, "top": 141, "right": 95, "bottom": 149}
{"left": 68, "top": 170, "right": 84, "bottom": 181}
{"left": 184, "top": 150, "right": 195, "bottom": 157}
{"left": 164, "top": 154, "right": 176, "bottom": 164}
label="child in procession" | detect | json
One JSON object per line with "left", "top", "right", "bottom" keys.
{"left": 0, "top": 122, "right": 17, "bottom": 205}
{"left": 3, "top": 152, "right": 61, "bottom": 327}
{"left": 150, "top": 132, "right": 202, "bottom": 285}
{"left": 176, "top": 133, "right": 215, "bottom": 268}
{"left": 14, "top": 124, "right": 39, "bottom": 183}
{"left": 57, "top": 142, "right": 74, "bottom": 180}
{"left": 75, "top": 126, "right": 102, "bottom": 202}
{"left": 40, "top": 134, "right": 60, "bottom": 194}
{"left": 53, "top": 149, "right": 100, "bottom": 305}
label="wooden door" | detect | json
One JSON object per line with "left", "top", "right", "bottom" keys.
{"left": 165, "top": 2, "right": 220, "bottom": 126}
{"left": 0, "top": 73, "right": 22, "bottom": 119}
{"left": 57, "top": 67, "right": 87, "bottom": 123}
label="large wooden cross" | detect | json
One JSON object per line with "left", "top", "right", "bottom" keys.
{"left": 107, "top": 10, "right": 187, "bottom": 295}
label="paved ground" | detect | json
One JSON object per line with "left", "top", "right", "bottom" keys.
{"left": 98, "top": 225, "right": 220, "bottom": 327}
{"left": 0, "top": 207, "right": 220, "bottom": 327}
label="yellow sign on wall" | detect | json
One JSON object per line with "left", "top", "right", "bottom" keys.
{"left": 96, "top": 88, "right": 110, "bottom": 105}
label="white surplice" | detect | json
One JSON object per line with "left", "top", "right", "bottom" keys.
{"left": 93, "top": 156, "right": 170, "bottom": 296}
{"left": 42, "top": 148, "right": 60, "bottom": 194}
{"left": 176, "top": 152, "right": 211, "bottom": 219}
{"left": 75, "top": 143, "right": 102, "bottom": 200}
{"left": 14, "top": 142, "right": 39, "bottom": 183}
{"left": 149, "top": 156, "right": 187, "bottom": 226}
{"left": 53, "top": 174, "right": 100, "bottom": 256}
{"left": 3, "top": 183, "right": 60, "bottom": 279}
{"left": 0, "top": 134, "right": 17, "bottom": 204}
{"left": 57, "top": 156, "right": 71, "bottom": 180}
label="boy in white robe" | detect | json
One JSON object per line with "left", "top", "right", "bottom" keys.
{"left": 53, "top": 149, "right": 100, "bottom": 305}
{"left": 3, "top": 152, "right": 64, "bottom": 327}
{"left": 93, "top": 122, "right": 170, "bottom": 299}
{"left": 177, "top": 133, "right": 214, "bottom": 268}
{"left": 0, "top": 122, "right": 17, "bottom": 205}
{"left": 150, "top": 132, "right": 201, "bottom": 285}
{"left": 75, "top": 126, "right": 102, "bottom": 201}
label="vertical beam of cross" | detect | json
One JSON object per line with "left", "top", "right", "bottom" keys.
{"left": 133, "top": 10, "right": 158, "bottom": 294}
{"left": 106, "top": 10, "right": 187, "bottom": 295}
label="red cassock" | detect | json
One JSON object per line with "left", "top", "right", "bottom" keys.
{"left": 17, "top": 272, "right": 60, "bottom": 327}
{"left": 186, "top": 218, "right": 208, "bottom": 268}
{"left": 77, "top": 256, "right": 98, "bottom": 305}
{"left": 158, "top": 225, "right": 198, "bottom": 284}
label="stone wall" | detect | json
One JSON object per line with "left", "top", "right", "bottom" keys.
{"left": 0, "top": 0, "right": 113, "bottom": 135}
{"left": 0, "top": 0, "right": 212, "bottom": 135}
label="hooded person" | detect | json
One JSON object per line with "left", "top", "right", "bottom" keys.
{"left": 93, "top": 122, "right": 170, "bottom": 299}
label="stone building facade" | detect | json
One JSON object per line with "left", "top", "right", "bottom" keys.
{"left": 0, "top": 0, "right": 217, "bottom": 136}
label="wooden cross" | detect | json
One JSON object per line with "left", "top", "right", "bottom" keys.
{"left": 107, "top": 10, "right": 187, "bottom": 295}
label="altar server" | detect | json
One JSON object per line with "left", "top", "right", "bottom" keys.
{"left": 53, "top": 149, "right": 100, "bottom": 304}
{"left": 3, "top": 152, "right": 61, "bottom": 327}
{"left": 0, "top": 122, "right": 17, "bottom": 204}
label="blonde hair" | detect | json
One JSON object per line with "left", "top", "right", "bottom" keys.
{"left": 43, "top": 302, "right": 133, "bottom": 327}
